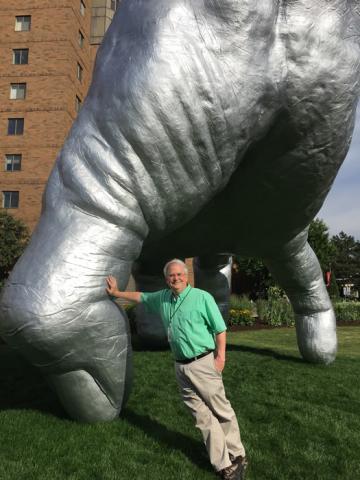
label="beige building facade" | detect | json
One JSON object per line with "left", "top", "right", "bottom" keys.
{"left": 0, "top": 0, "right": 118, "bottom": 230}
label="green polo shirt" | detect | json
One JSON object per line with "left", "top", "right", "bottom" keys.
{"left": 141, "top": 285, "right": 227, "bottom": 361}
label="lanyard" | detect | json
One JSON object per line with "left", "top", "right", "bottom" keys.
{"left": 170, "top": 286, "right": 192, "bottom": 321}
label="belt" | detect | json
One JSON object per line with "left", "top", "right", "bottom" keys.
{"left": 176, "top": 350, "right": 213, "bottom": 364}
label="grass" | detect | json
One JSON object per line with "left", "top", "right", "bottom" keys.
{"left": 0, "top": 327, "right": 360, "bottom": 479}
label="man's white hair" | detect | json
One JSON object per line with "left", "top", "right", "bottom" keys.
{"left": 163, "top": 258, "right": 188, "bottom": 277}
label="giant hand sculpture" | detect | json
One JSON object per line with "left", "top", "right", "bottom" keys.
{"left": 1, "top": 0, "right": 359, "bottom": 422}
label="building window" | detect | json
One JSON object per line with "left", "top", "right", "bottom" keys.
{"left": 79, "top": 30, "right": 84, "bottom": 48}
{"left": 5, "top": 154, "right": 22, "bottom": 172}
{"left": 77, "top": 63, "right": 83, "bottom": 82}
{"left": 15, "top": 16, "right": 31, "bottom": 32}
{"left": 75, "top": 96, "right": 82, "bottom": 112}
{"left": 2, "top": 191, "right": 19, "bottom": 209}
{"left": 8, "top": 118, "right": 24, "bottom": 135}
{"left": 111, "top": 0, "right": 118, "bottom": 10}
{"left": 10, "top": 83, "right": 27, "bottom": 100}
{"left": 13, "top": 48, "right": 29, "bottom": 65}
{"left": 80, "top": 1, "right": 86, "bottom": 16}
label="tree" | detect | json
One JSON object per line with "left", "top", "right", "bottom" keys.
{"left": 327, "top": 268, "right": 340, "bottom": 300}
{"left": 0, "top": 211, "right": 29, "bottom": 284}
{"left": 232, "top": 256, "right": 273, "bottom": 299}
{"left": 331, "top": 231, "right": 360, "bottom": 289}
{"left": 308, "top": 218, "right": 337, "bottom": 272}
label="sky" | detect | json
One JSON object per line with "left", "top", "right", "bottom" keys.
{"left": 318, "top": 107, "right": 360, "bottom": 240}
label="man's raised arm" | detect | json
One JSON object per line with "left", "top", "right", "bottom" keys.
{"left": 106, "top": 275, "right": 142, "bottom": 303}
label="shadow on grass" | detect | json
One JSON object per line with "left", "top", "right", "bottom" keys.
{"left": 226, "top": 343, "right": 303, "bottom": 363}
{"left": 0, "top": 343, "right": 67, "bottom": 418}
{"left": 131, "top": 334, "right": 303, "bottom": 364}
{"left": 123, "top": 408, "right": 211, "bottom": 472}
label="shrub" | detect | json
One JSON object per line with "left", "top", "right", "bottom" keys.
{"left": 255, "top": 299, "right": 270, "bottom": 323}
{"left": 229, "top": 294, "right": 253, "bottom": 311}
{"left": 267, "top": 285, "right": 285, "bottom": 301}
{"left": 228, "top": 294, "right": 257, "bottom": 327}
{"left": 267, "top": 298, "right": 295, "bottom": 327}
{"left": 228, "top": 308, "right": 255, "bottom": 327}
{"left": 333, "top": 302, "right": 360, "bottom": 323}
{"left": 256, "top": 287, "right": 295, "bottom": 327}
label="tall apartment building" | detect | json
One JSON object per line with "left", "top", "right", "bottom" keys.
{"left": 0, "top": 0, "right": 118, "bottom": 231}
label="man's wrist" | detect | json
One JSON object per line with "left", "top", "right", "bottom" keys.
{"left": 109, "top": 290, "right": 120, "bottom": 299}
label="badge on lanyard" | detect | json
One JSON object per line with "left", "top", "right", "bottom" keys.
{"left": 168, "top": 287, "right": 192, "bottom": 343}
{"left": 167, "top": 326, "right": 172, "bottom": 342}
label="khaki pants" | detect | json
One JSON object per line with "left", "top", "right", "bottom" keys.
{"left": 175, "top": 352, "right": 245, "bottom": 472}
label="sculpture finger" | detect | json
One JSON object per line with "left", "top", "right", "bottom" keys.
{"left": 264, "top": 232, "right": 337, "bottom": 364}
{"left": 0, "top": 191, "right": 144, "bottom": 421}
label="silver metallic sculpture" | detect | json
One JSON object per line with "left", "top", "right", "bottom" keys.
{"left": 0, "top": 0, "right": 359, "bottom": 422}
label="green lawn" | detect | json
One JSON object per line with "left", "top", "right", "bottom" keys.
{"left": 1, "top": 327, "right": 359, "bottom": 480}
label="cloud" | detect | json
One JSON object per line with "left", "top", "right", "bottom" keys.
{"left": 318, "top": 107, "right": 360, "bottom": 240}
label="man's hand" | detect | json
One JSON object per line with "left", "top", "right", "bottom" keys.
{"left": 106, "top": 275, "right": 119, "bottom": 296}
{"left": 214, "top": 330, "right": 227, "bottom": 373}
{"left": 214, "top": 354, "right": 225, "bottom": 373}
{"left": 106, "top": 277, "right": 142, "bottom": 303}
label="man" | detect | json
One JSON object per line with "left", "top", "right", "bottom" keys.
{"left": 106, "top": 259, "right": 247, "bottom": 480}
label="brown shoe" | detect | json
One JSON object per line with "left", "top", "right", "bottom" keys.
{"left": 218, "top": 464, "right": 237, "bottom": 480}
{"left": 229, "top": 455, "right": 248, "bottom": 480}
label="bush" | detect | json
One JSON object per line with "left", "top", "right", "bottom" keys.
{"left": 255, "top": 299, "right": 269, "bottom": 323}
{"left": 267, "top": 298, "right": 295, "bottom": 327}
{"left": 267, "top": 285, "right": 285, "bottom": 301}
{"left": 229, "top": 294, "right": 253, "bottom": 311}
{"left": 333, "top": 302, "right": 360, "bottom": 323}
{"left": 228, "top": 308, "right": 255, "bottom": 327}
{"left": 228, "top": 294, "right": 256, "bottom": 327}
{"left": 256, "top": 287, "right": 295, "bottom": 327}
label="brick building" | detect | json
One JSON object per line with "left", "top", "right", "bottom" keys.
{"left": 0, "top": 0, "right": 118, "bottom": 231}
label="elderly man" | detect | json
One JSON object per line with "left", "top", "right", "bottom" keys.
{"left": 106, "top": 259, "right": 247, "bottom": 480}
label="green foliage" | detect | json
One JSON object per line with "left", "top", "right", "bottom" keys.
{"left": 0, "top": 211, "right": 29, "bottom": 283}
{"left": 230, "top": 290, "right": 295, "bottom": 328}
{"left": 333, "top": 302, "right": 360, "bottom": 323}
{"left": 328, "top": 270, "right": 341, "bottom": 300}
{"left": 266, "top": 285, "right": 285, "bottom": 301}
{"left": 256, "top": 298, "right": 295, "bottom": 327}
{"left": 229, "top": 294, "right": 253, "bottom": 311}
{"left": 332, "top": 231, "right": 360, "bottom": 289}
{"left": 308, "top": 218, "right": 337, "bottom": 271}
{"left": 254, "top": 299, "right": 269, "bottom": 322}
{"left": 228, "top": 294, "right": 256, "bottom": 326}
{"left": 256, "top": 286, "right": 295, "bottom": 327}
{"left": 232, "top": 256, "right": 273, "bottom": 299}
{"left": 228, "top": 308, "right": 255, "bottom": 327}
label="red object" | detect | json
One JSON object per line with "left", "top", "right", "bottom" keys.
{"left": 325, "top": 271, "right": 331, "bottom": 287}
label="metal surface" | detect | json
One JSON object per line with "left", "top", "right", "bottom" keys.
{"left": 132, "top": 261, "right": 168, "bottom": 348}
{"left": 0, "top": 0, "right": 359, "bottom": 421}
{"left": 193, "top": 255, "right": 232, "bottom": 320}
